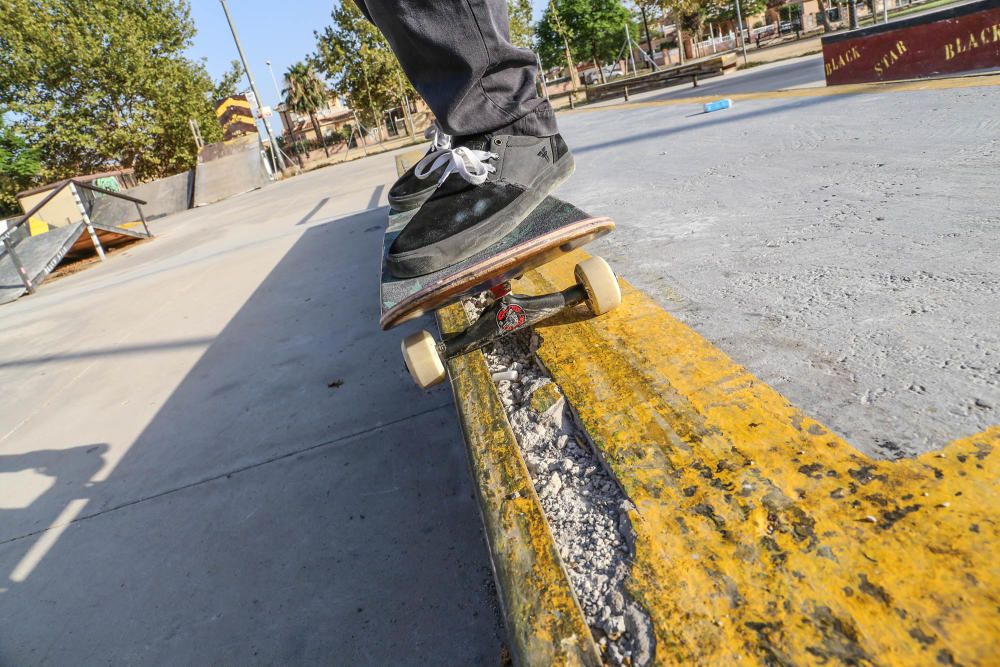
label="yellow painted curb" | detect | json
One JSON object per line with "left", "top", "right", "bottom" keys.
{"left": 394, "top": 148, "right": 427, "bottom": 177}
{"left": 518, "top": 251, "right": 999, "bottom": 666}
{"left": 394, "top": 150, "right": 598, "bottom": 664}
{"left": 569, "top": 72, "right": 1000, "bottom": 112}
{"left": 436, "top": 304, "right": 601, "bottom": 667}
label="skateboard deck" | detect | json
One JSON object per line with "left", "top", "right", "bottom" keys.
{"left": 380, "top": 196, "right": 614, "bottom": 330}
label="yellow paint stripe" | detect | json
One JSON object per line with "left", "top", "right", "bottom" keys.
{"left": 569, "top": 72, "right": 1000, "bottom": 112}
{"left": 436, "top": 304, "right": 601, "bottom": 667}
{"left": 394, "top": 149, "right": 427, "bottom": 180}
{"left": 517, "top": 251, "right": 999, "bottom": 665}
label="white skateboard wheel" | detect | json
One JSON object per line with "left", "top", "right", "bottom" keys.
{"left": 401, "top": 330, "right": 447, "bottom": 389}
{"left": 574, "top": 256, "right": 621, "bottom": 316}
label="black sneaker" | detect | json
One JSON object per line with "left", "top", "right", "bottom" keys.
{"left": 386, "top": 133, "right": 575, "bottom": 278}
{"left": 387, "top": 125, "right": 452, "bottom": 211}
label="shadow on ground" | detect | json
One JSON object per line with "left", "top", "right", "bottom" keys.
{"left": 0, "top": 207, "right": 503, "bottom": 664}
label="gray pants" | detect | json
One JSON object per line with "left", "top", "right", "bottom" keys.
{"left": 353, "top": 0, "right": 558, "bottom": 138}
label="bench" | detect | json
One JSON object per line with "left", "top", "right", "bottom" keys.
{"left": 585, "top": 53, "right": 738, "bottom": 103}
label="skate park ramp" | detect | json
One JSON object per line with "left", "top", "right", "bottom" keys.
{"left": 0, "top": 180, "right": 151, "bottom": 305}
{"left": 0, "top": 223, "right": 83, "bottom": 306}
{"left": 193, "top": 137, "right": 271, "bottom": 207}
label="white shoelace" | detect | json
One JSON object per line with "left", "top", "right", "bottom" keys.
{"left": 414, "top": 125, "right": 497, "bottom": 187}
{"left": 414, "top": 146, "right": 498, "bottom": 186}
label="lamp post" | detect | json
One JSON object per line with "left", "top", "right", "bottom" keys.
{"left": 219, "top": 0, "right": 285, "bottom": 172}
{"left": 265, "top": 59, "right": 285, "bottom": 142}
{"left": 734, "top": 0, "right": 749, "bottom": 65}
{"left": 265, "top": 60, "right": 282, "bottom": 100}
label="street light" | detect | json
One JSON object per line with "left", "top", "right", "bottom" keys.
{"left": 265, "top": 60, "right": 282, "bottom": 101}
{"left": 265, "top": 59, "right": 295, "bottom": 164}
{"left": 218, "top": 0, "right": 285, "bottom": 172}
{"left": 734, "top": 0, "right": 749, "bottom": 65}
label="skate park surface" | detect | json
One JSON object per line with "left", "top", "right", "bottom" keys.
{"left": 1, "top": 64, "right": 997, "bottom": 663}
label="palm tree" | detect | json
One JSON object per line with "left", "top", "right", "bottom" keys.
{"left": 284, "top": 62, "right": 330, "bottom": 157}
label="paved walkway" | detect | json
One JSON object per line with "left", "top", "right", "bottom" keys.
{"left": 744, "top": 34, "right": 824, "bottom": 65}
{"left": 0, "top": 151, "right": 502, "bottom": 665}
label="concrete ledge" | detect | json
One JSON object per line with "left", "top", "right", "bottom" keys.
{"left": 436, "top": 304, "right": 601, "bottom": 667}
{"left": 395, "top": 148, "right": 598, "bottom": 665}
{"left": 518, "top": 250, "right": 1000, "bottom": 665}
{"left": 821, "top": 0, "right": 1000, "bottom": 85}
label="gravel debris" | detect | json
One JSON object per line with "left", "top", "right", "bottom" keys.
{"left": 463, "top": 295, "right": 654, "bottom": 666}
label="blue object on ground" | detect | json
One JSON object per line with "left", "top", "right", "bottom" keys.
{"left": 703, "top": 99, "right": 733, "bottom": 113}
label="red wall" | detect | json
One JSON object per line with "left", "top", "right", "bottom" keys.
{"left": 822, "top": 1, "right": 1000, "bottom": 85}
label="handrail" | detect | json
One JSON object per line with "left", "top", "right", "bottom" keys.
{"left": 1, "top": 175, "right": 152, "bottom": 298}
{"left": 0, "top": 178, "right": 148, "bottom": 244}
{"left": 1, "top": 180, "right": 73, "bottom": 241}
{"left": 72, "top": 179, "right": 148, "bottom": 205}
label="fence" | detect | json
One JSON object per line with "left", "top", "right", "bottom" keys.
{"left": 692, "top": 33, "right": 738, "bottom": 58}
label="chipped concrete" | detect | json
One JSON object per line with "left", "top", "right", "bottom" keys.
{"left": 467, "top": 297, "right": 654, "bottom": 667}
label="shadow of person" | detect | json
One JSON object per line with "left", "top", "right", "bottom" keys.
{"left": 0, "top": 443, "right": 109, "bottom": 583}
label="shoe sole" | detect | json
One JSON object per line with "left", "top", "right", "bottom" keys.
{"left": 388, "top": 185, "right": 437, "bottom": 212}
{"left": 387, "top": 154, "right": 576, "bottom": 278}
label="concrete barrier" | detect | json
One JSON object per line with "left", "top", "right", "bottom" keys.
{"left": 127, "top": 171, "right": 193, "bottom": 220}
{"left": 90, "top": 171, "right": 193, "bottom": 225}
{"left": 194, "top": 139, "right": 271, "bottom": 207}
{"left": 822, "top": 0, "right": 1000, "bottom": 85}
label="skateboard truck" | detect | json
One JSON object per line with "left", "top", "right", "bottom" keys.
{"left": 401, "top": 256, "right": 621, "bottom": 388}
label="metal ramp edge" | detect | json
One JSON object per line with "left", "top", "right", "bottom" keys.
{"left": 90, "top": 221, "right": 151, "bottom": 239}
{"left": 0, "top": 223, "right": 85, "bottom": 306}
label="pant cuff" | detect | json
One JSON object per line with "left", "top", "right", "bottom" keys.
{"left": 492, "top": 101, "right": 559, "bottom": 137}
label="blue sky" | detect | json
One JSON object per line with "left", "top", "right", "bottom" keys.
{"left": 187, "top": 0, "right": 548, "bottom": 114}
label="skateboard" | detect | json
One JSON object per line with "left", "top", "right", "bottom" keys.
{"left": 380, "top": 196, "right": 620, "bottom": 388}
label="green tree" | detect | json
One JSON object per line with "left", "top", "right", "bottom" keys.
{"left": 507, "top": 0, "right": 535, "bottom": 49}
{"left": 284, "top": 62, "right": 330, "bottom": 157}
{"left": 653, "top": 0, "right": 764, "bottom": 63}
{"left": 702, "top": 0, "right": 767, "bottom": 28}
{"left": 0, "top": 0, "right": 223, "bottom": 183}
{"left": 0, "top": 121, "right": 41, "bottom": 216}
{"left": 536, "top": 0, "right": 634, "bottom": 84}
{"left": 314, "top": 0, "right": 416, "bottom": 131}
{"left": 212, "top": 59, "right": 245, "bottom": 102}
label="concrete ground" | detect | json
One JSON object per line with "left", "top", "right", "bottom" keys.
{"left": 560, "top": 75, "right": 1000, "bottom": 457}
{"left": 2, "top": 60, "right": 997, "bottom": 663}
{"left": 0, "top": 154, "right": 503, "bottom": 664}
